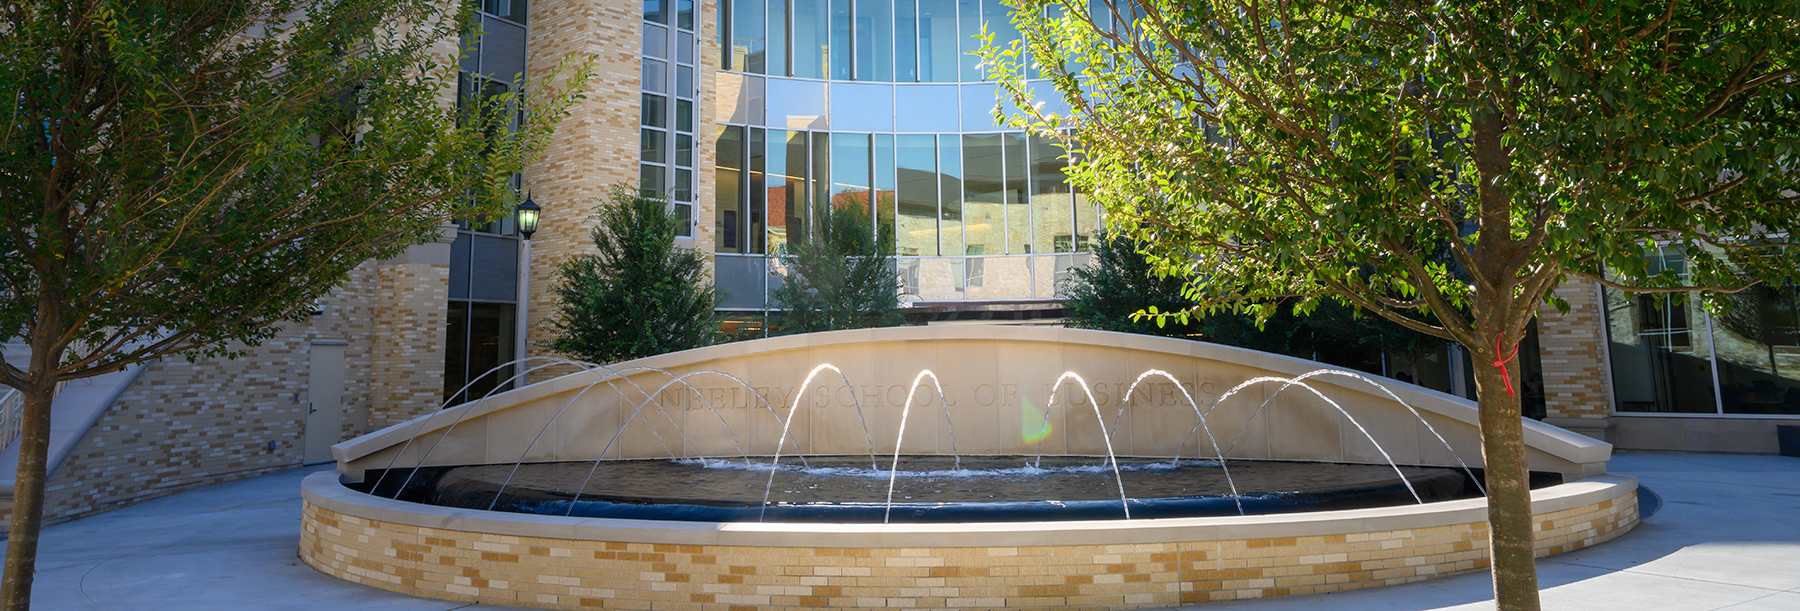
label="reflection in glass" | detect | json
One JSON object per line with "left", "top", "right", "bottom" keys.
{"left": 767, "top": 0, "right": 787, "bottom": 76}
{"left": 1003, "top": 133, "right": 1027, "bottom": 253}
{"left": 732, "top": 0, "right": 765, "bottom": 74}
{"left": 679, "top": 0, "right": 694, "bottom": 30}
{"left": 1028, "top": 134, "right": 1073, "bottom": 253}
{"left": 957, "top": 0, "right": 982, "bottom": 82}
{"left": 962, "top": 133, "right": 1002, "bottom": 255}
{"left": 874, "top": 134, "right": 897, "bottom": 243}
{"left": 677, "top": 99, "right": 693, "bottom": 131}
{"left": 938, "top": 136, "right": 964, "bottom": 255}
{"left": 641, "top": 94, "right": 667, "bottom": 127}
{"left": 748, "top": 128, "right": 767, "bottom": 254}
{"left": 856, "top": 0, "right": 894, "bottom": 82}
{"left": 793, "top": 0, "right": 829, "bottom": 79}
{"left": 1069, "top": 139, "right": 1098, "bottom": 250}
{"left": 676, "top": 133, "right": 693, "bottom": 166}
{"left": 640, "top": 163, "right": 666, "bottom": 197}
{"left": 1713, "top": 283, "right": 1800, "bottom": 415}
{"left": 830, "top": 133, "right": 871, "bottom": 215}
{"left": 641, "top": 128, "right": 666, "bottom": 163}
{"left": 766, "top": 130, "right": 798, "bottom": 253}
{"left": 716, "top": 125, "right": 745, "bottom": 252}
{"left": 645, "top": 0, "right": 667, "bottom": 24}
{"left": 1604, "top": 249, "right": 1718, "bottom": 413}
{"left": 644, "top": 23, "right": 668, "bottom": 59}
{"left": 642, "top": 58, "right": 667, "bottom": 93}
{"left": 812, "top": 131, "right": 832, "bottom": 218}
{"left": 919, "top": 0, "right": 959, "bottom": 83}
{"left": 894, "top": 85, "right": 960, "bottom": 132}
{"left": 895, "top": 0, "right": 917, "bottom": 82}
{"left": 897, "top": 135, "right": 938, "bottom": 256}
{"left": 829, "top": 83, "right": 894, "bottom": 132}
{"left": 830, "top": 0, "right": 852, "bottom": 80}
{"left": 982, "top": 0, "right": 1022, "bottom": 76}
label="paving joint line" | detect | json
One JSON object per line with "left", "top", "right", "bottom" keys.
{"left": 1540, "top": 558, "right": 1790, "bottom": 593}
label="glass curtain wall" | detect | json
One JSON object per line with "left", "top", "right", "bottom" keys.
{"left": 714, "top": 0, "right": 1101, "bottom": 309}
{"left": 1603, "top": 246, "right": 1800, "bottom": 416}
{"left": 646, "top": 0, "right": 699, "bottom": 235}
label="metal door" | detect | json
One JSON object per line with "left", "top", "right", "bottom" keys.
{"left": 304, "top": 342, "right": 347, "bottom": 464}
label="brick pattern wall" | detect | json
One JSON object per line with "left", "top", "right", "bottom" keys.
{"left": 0, "top": 263, "right": 382, "bottom": 532}
{"left": 300, "top": 495, "right": 1636, "bottom": 611}
{"left": 373, "top": 262, "right": 452, "bottom": 427}
{"left": 1536, "top": 282, "right": 1612, "bottom": 419}
{"left": 522, "top": 0, "right": 646, "bottom": 381}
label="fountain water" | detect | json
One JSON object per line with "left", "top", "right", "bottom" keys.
{"left": 308, "top": 327, "right": 1633, "bottom": 611}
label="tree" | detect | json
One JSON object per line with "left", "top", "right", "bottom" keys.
{"left": 768, "top": 201, "right": 903, "bottom": 334}
{"left": 549, "top": 185, "right": 718, "bottom": 363}
{"left": 1065, "top": 233, "right": 1447, "bottom": 369}
{"left": 0, "top": 1, "right": 589, "bottom": 607}
{"left": 1061, "top": 233, "right": 1204, "bottom": 337}
{"left": 992, "top": 2, "right": 1799, "bottom": 609}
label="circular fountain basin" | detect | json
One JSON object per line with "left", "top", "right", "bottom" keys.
{"left": 393, "top": 456, "right": 1486, "bottom": 523}
{"left": 304, "top": 326, "right": 1635, "bottom": 611}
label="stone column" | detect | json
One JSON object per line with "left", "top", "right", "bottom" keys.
{"left": 369, "top": 225, "right": 455, "bottom": 427}
{"left": 1535, "top": 282, "right": 1616, "bottom": 442}
{"left": 521, "top": 0, "right": 719, "bottom": 379}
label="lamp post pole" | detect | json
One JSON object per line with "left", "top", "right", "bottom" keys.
{"left": 514, "top": 194, "right": 540, "bottom": 386}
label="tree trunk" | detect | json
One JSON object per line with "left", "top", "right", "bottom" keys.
{"left": 1473, "top": 353, "right": 1540, "bottom": 611}
{"left": 1, "top": 381, "right": 54, "bottom": 611}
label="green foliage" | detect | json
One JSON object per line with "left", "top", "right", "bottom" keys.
{"left": 0, "top": 0, "right": 590, "bottom": 383}
{"left": 991, "top": 0, "right": 1800, "bottom": 349}
{"left": 768, "top": 202, "right": 904, "bottom": 334}
{"left": 1064, "top": 234, "right": 1446, "bottom": 365}
{"left": 1060, "top": 233, "right": 1202, "bottom": 337}
{"left": 550, "top": 185, "right": 719, "bottom": 363}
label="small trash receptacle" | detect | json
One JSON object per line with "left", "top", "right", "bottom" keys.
{"left": 1780, "top": 425, "right": 1800, "bottom": 458}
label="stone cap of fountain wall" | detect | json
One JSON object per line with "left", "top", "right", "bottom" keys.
{"left": 334, "top": 326, "right": 1612, "bottom": 481}
{"left": 301, "top": 470, "right": 1636, "bottom": 548}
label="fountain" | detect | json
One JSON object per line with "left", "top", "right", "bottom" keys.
{"left": 300, "top": 326, "right": 1637, "bottom": 611}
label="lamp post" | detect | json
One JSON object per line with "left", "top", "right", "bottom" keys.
{"left": 514, "top": 193, "right": 539, "bottom": 386}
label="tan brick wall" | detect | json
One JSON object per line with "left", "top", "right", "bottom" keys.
{"left": 0, "top": 262, "right": 383, "bottom": 532}
{"left": 1537, "top": 282, "right": 1612, "bottom": 419}
{"left": 372, "top": 262, "right": 452, "bottom": 427}
{"left": 522, "top": 0, "right": 646, "bottom": 380}
{"left": 300, "top": 490, "right": 1636, "bottom": 611}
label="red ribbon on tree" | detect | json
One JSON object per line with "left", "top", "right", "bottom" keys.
{"left": 1493, "top": 333, "right": 1520, "bottom": 397}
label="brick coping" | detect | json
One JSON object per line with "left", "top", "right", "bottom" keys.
{"left": 300, "top": 471, "right": 1637, "bottom": 549}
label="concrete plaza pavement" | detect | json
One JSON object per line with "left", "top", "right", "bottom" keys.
{"left": 9, "top": 452, "right": 1797, "bottom": 610}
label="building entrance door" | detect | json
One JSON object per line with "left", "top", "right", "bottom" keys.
{"left": 305, "top": 342, "right": 347, "bottom": 464}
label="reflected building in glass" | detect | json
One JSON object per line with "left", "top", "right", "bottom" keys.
{"left": 706, "top": 0, "right": 1098, "bottom": 324}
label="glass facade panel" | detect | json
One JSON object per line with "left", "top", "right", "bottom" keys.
{"left": 812, "top": 131, "right": 832, "bottom": 217}
{"left": 645, "top": 0, "right": 667, "bottom": 24}
{"left": 830, "top": 133, "right": 871, "bottom": 215}
{"left": 918, "top": 0, "right": 959, "bottom": 83}
{"left": 733, "top": 0, "right": 765, "bottom": 74}
{"left": 829, "top": 83, "right": 894, "bottom": 132}
{"left": 874, "top": 133, "right": 897, "bottom": 244}
{"left": 894, "top": 85, "right": 959, "bottom": 132}
{"left": 766, "top": 130, "right": 797, "bottom": 253}
{"left": 644, "top": 23, "right": 668, "bottom": 59}
{"left": 767, "top": 0, "right": 787, "bottom": 76}
{"left": 961, "top": 133, "right": 1002, "bottom": 255}
{"left": 1028, "top": 134, "right": 1073, "bottom": 253}
{"left": 938, "top": 135, "right": 964, "bottom": 255}
{"left": 1003, "top": 132, "right": 1027, "bottom": 253}
{"left": 716, "top": 125, "right": 745, "bottom": 252}
{"left": 641, "top": 128, "right": 666, "bottom": 162}
{"left": 747, "top": 127, "right": 767, "bottom": 254}
{"left": 642, "top": 94, "right": 667, "bottom": 127}
{"left": 957, "top": 0, "right": 982, "bottom": 81}
{"left": 1714, "top": 284, "right": 1800, "bottom": 414}
{"left": 855, "top": 0, "right": 894, "bottom": 82}
{"left": 830, "top": 0, "right": 853, "bottom": 80}
{"left": 895, "top": 0, "right": 917, "bottom": 82}
{"left": 1604, "top": 249, "right": 1719, "bottom": 414}
{"left": 679, "top": 0, "right": 694, "bottom": 30}
{"left": 767, "top": 78, "right": 830, "bottom": 129}
{"left": 642, "top": 58, "right": 667, "bottom": 93}
{"left": 897, "top": 135, "right": 938, "bottom": 256}
{"left": 793, "top": 0, "right": 829, "bottom": 79}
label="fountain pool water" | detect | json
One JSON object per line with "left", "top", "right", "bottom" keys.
{"left": 301, "top": 326, "right": 1635, "bottom": 611}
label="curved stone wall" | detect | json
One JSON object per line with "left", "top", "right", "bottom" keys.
{"left": 300, "top": 472, "right": 1639, "bottom": 610}
{"left": 333, "top": 326, "right": 1612, "bottom": 482}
